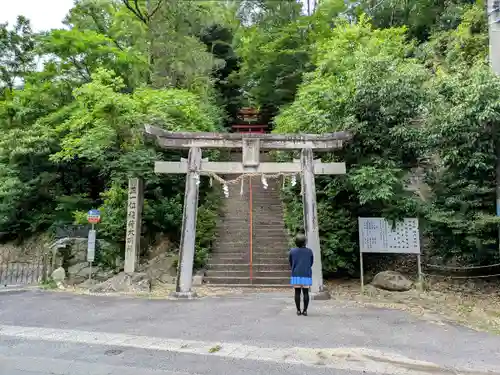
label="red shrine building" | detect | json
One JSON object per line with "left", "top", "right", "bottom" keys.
{"left": 231, "top": 107, "right": 268, "bottom": 134}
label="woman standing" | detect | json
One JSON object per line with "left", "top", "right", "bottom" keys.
{"left": 289, "top": 233, "right": 314, "bottom": 316}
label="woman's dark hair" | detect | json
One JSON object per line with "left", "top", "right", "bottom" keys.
{"left": 295, "top": 233, "right": 307, "bottom": 248}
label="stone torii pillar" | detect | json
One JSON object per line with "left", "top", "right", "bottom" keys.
{"left": 298, "top": 149, "right": 325, "bottom": 296}
{"left": 144, "top": 126, "right": 351, "bottom": 298}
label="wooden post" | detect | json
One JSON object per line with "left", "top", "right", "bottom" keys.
{"left": 125, "top": 178, "right": 143, "bottom": 274}
{"left": 300, "top": 148, "right": 328, "bottom": 298}
{"left": 174, "top": 147, "right": 202, "bottom": 298}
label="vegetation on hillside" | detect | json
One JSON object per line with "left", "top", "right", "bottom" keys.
{"left": 234, "top": 0, "right": 500, "bottom": 274}
{"left": 0, "top": 0, "right": 239, "bottom": 265}
{"left": 1, "top": 0, "right": 499, "bottom": 274}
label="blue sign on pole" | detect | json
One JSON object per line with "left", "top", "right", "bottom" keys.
{"left": 87, "top": 209, "right": 101, "bottom": 224}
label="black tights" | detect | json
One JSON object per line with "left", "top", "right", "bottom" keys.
{"left": 294, "top": 287, "right": 310, "bottom": 312}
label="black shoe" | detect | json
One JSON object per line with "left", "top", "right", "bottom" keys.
{"left": 302, "top": 311, "right": 308, "bottom": 316}
{"left": 296, "top": 310, "right": 302, "bottom": 316}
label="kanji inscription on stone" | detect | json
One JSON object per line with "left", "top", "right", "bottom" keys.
{"left": 125, "top": 178, "right": 143, "bottom": 273}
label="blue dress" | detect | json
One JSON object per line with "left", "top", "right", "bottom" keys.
{"left": 289, "top": 247, "right": 314, "bottom": 286}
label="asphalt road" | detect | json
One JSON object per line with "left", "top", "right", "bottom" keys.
{"left": 0, "top": 290, "right": 499, "bottom": 375}
{"left": 0, "top": 338, "right": 376, "bottom": 375}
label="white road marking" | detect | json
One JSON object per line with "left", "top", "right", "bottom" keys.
{"left": 0, "top": 324, "right": 494, "bottom": 375}
{"left": 0, "top": 354, "right": 195, "bottom": 375}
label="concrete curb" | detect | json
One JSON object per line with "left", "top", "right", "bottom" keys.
{"left": 0, "top": 285, "right": 41, "bottom": 295}
{"left": 0, "top": 287, "right": 29, "bottom": 295}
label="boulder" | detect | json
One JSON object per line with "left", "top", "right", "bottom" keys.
{"left": 67, "top": 262, "right": 114, "bottom": 285}
{"left": 90, "top": 272, "right": 151, "bottom": 293}
{"left": 371, "top": 271, "right": 413, "bottom": 292}
{"left": 138, "top": 253, "right": 178, "bottom": 287}
{"left": 159, "top": 274, "right": 176, "bottom": 284}
{"left": 51, "top": 267, "right": 66, "bottom": 283}
{"left": 192, "top": 269, "right": 205, "bottom": 286}
{"left": 192, "top": 275, "right": 203, "bottom": 286}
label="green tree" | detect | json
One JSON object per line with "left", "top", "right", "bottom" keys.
{"left": 275, "top": 18, "right": 429, "bottom": 274}
{"left": 0, "top": 1, "right": 227, "bottom": 268}
{"left": 0, "top": 16, "right": 36, "bottom": 95}
{"left": 424, "top": 64, "right": 500, "bottom": 264}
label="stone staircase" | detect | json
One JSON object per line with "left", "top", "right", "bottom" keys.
{"left": 205, "top": 153, "right": 291, "bottom": 287}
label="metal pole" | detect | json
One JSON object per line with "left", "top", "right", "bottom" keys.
{"left": 489, "top": 0, "right": 500, "bottom": 254}
{"left": 249, "top": 175, "right": 253, "bottom": 284}
{"left": 360, "top": 252, "right": 364, "bottom": 294}
{"left": 417, "top": 254, "right": 423, "bottom": 292}
{"left": 89, "top": 223, "right": 94, "bottom": 281}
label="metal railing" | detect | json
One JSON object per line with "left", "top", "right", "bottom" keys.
{"left": 0, "top": 248, "right": 48, "bottom": 286}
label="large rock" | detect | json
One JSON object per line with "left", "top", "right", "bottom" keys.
{"left": 90, "top": 272, "right": 151, "bottom": 293}
{"left": 67, "top": 262, "right": 114, "bottom": 285}
{"left": 371, "top": 271, "right": 413, "bottom": 292}
{"left": 138, "top": 253, "right": 178, "bottom": 287}
{"left": 192, "top": 269, "right": 205, "bottom": 286}
{"left": 51, "top": 267, "right": 66, "bottom": 282}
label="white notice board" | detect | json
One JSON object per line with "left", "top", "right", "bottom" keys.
{"left": 358, "top": 217, "right": 420, "bottom": 254}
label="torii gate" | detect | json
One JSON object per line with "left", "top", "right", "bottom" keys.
{"left": 126, "top": 126, "right": 350, "bottom": 298}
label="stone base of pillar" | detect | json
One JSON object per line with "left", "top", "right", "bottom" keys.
{"left": 170, "top": 291, "right": 198, "bottom": 299}
{"left": 311, "top": 290, "right": 331, "bottom": 300}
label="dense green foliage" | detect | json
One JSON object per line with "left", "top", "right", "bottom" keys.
{"left": 0, "top": 0, "right": 238, "bottom": 265}
{"left": 234, "top": 0, "right": 500, "bottom": 273}
{"left": 2, "top": 0, "right": 500, "bottom": 274}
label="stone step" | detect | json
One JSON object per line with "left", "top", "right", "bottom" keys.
{"left": 207, "top": 263, "right": 289, "bottom": 272}
{"left": 216, "top": 234, "right": 288, "bottom": 240}
{"left": 219, "top": 220, "right": 285, "bottom": 226}
{"left": 209, "top": 256, "right": 288, "bottom": 264}
{"left": 207, "top": 258, "right": 249, "bottom": 265}
{"left": 215, "top": 243, "right": 288, "bottom": 249}
{"left": 252, "top": 256, "right": 288, "bottom": 262}
{"left": 251, "top": 199, "right": 282, "bottom": 201}
{"left": 222, "top": 212, "right": 284, "bottom": 217}
{"left": 217, "top": 226, "right": 286, "bottom": 231}
{"left": 212, "top": 246, "right": 287, "bottom": 252}
{"left": 216, "top": 234, "right": 285, "bottom": 239}
{"left": 215, "top": 246, "right": 288, "bottom": 251}
{"left": 217, "top": 239, "right": 288, "bottom": 248}
{"left": 214, "top": 241, "right": 289, "bottom": 247}
{"left": 219, "top": 221, "right": 284, "bottom": 226}
{"left": 203, "top": 284, "right": 290, "bottom": 289}
{"left": 204, "top": 276, "right": 290, "bottom": 285}
{"left": 218, "top": 227, "right": 286, "bottom": 232}
{"left": 252, "top": 208, "right": 284, "bottom": 211}
{"left": 214, "top": 249, "right": 288, "bottom": 255}
{"left": 205, "top": 270, "right": 290, "bottom": 278}
{"left": 214, "top": 242, "right": 287, "bottom": 248}
{"left": 220, "top": 222, "right": 286, "bottom": 227}
{"left": 210, "top": 252, "right": 288, "bottom": 259}
{"left": 215, "top": 240, "right": 287, "bottom": 245}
